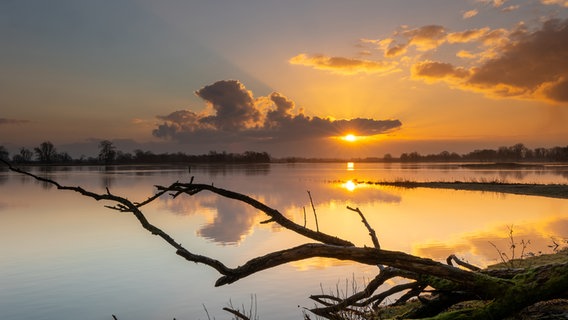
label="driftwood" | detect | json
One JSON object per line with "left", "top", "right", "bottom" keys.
{"left": 3, "top": 159, "right": 568, "bottom": 319}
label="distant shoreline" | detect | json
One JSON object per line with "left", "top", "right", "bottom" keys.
{"left": 6, "top": 160, "right": 568, "bottom": 166}
{"left": 372, "top": 181, "right": 568, "bottom": 199}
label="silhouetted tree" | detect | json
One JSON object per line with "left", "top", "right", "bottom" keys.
{"left": 12, "top": 147, "right": 33, "bottom": 163}
{"left": 134, "top": 149, "right": 157, "bottom": 163}
{"left": 115, "top": 151, "right": 133, "bottom": 163}
{"left": 533, "top": 147, "right": 548, "bottom": 161}
{"left": 55, "top": 152, "right": 72, "bottom": 163}
{"left": 550, "top": 146, "right": 568, "bottom": 161}
{"left": 465, "top": 148, "right": 498, "bottom": 162}
{"left": 0, "top": 145, "right": 9, "bottom": 161}
{"left": 510, "top": 143, "right": 529, "bottom": 161}
{"left": 34, "top": 141, "right": 57, "bottom": 163}
{"left": 98, "top": 140, "right": 117, "bottom": 164}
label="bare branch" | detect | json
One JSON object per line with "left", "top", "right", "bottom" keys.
{"left": 370, "top": 282, "right": 420, "bottom": 308}
{"left": 446, "top": 254, "right": 481, "bottom": 271}
{"left": 307, "top": 191, "right": 319, "bottom": 232}
{"left": 303, "top": 206, "right": 307, "bottom": 228}
{"left": 347, "top": 206, "right": 380, "bottom": 249}
{"left": 489, "top": 241, "right": 510, "bottom": 267}
{"left": 182, "top": 243, "right": 508, "bottom": 290}
{"left": 222, "top": 307, "right": 251, "bottom": 320}
{"left": 309, "top": 267, "right": 406, "bottom": 316}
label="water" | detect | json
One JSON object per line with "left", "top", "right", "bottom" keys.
{"left": 1, "top": 162, "right": 567, "bottom": 319}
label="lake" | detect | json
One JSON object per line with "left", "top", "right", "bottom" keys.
{"left": 1, "top": 162, "right": 567, "bottom": 320}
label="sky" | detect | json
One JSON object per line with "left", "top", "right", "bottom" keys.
{"left": 1, "top": 0, "right": 567, "bottom": 158}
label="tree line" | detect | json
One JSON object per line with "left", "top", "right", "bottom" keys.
{"left": 395, "top": 143, "right": 568, "bottom": 162}
{"left": 1, "top": 141, "right": 567, "bottom": 164}
{"left": 0, "top": 140, "right": 271, "bottom": 164}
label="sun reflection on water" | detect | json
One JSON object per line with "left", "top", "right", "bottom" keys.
{"left": 342, "top": 180, "right": 357, "bottom": 192}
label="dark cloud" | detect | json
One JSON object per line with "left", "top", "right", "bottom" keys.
{"left": 195, "top": 80, "right": 261, "bottom": 131}
{"left": 0, "top": 118, "right": 30, "bottom": 125}
{"left": 468, "top": 19, "right": 568, "bottom": 101}
{"left": 412, "top": 19, "right": 568, "bottom": 103}
{"left": 412, "top": 61, "right": 470, "bottom": 80}
{"left": 152, "top": 80, "right": 402, "bottom": 153}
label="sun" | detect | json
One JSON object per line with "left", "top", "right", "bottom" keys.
{"left": 343, "top": 134, "right": 357, "bottom": 142}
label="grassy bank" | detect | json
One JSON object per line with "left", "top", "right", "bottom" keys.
{"left": 369, "top": 181, "right": 568, "bottom": 199}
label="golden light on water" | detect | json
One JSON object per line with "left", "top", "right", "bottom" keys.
{"left": 342, "top": 180, "right": 357, "bottom": 192}
{"left": 347, "top": 162, "right": 354, "bottom": 170}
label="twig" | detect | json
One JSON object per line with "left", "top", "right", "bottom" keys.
{"left": 508, "top": 224, "right": 516, "bottom": 261}
{"left": 446, "top": 254, "right": 481, "bottom": 271}
{"left": 307, "top": 191, "right": 319, "bottom": 232}
{"left": 347, "top": 206, "right": 380, "bottom": 249}
{"left": 303, "top": 206, "right": 307, "bottom": 228}
{"left": 202, "top": 304, "right": 212, "bottom": 320}
{"left": 489, "top": 241, "right": 510, "bottom": 267}
{"left": 310, "top": 267, "right": 413, "bottom": 317}
{"left": 222, "top": 307, "right": 251, "bottom": 320}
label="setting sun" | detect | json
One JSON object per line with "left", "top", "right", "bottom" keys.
{"left": 343, "top": 134, "right": 357, "bottom": 142}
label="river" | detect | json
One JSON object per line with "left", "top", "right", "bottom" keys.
{"left": 1, "top": 162, "right": 567, "bottom": 320}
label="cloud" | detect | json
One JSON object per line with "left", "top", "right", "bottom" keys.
{"left": 457, "top": 50, "right": 477, "bottom": 59}
{"left": 412, "top": 19, "right": 568, "bottom": 103}
{"left": 400, "top": 25, "right": 447, "bottom": 51}
{"left": 492, "top": 0, "right": 506, "bottom": 7}
{"left": 289, "top": 53, "right": 398, "bottom": 75}
{"left": 501, "top": 5, "right": 520, "bottom": 12}
{"left": 152, "top": 80, "right": 402, "bottom": 152}
{"left": 447, "top": 28, "right": 490, "bottom": 43}
{"left": 541, "top": 0, "right": 568, "bottom": 7}
{"left": 463, "top": 9, "right": 479, "bottom": 19}
{"left": 385, "top": 44, "right": 408, "bottom": 57}
{"left": 478, "top": 28, "right": 510, "bottom": 47}
{"left": 365, "top": 25, "right": 448, "bottom": 58}
{"left": 412, "top": 61, "right": 470, "bottom": 82}
{"left": 0, "top": 118, "right": 30, "bottom": 125}
{"left": 195, "top": 80, "right": 261, "bottom": 131}
{"left": 477, "top": 0, "right": 507, "bottom": 7}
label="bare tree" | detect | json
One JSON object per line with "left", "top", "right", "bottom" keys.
{"left": 98, "top": 140, "right": 117, "bottom": 164}
{"left": 0, "top": 145, "right": 9, "bottom": 161}
{"left": 13, "top": 147, "right": 34, "bottom": 163}
{"left": 2, "top": 159, "right": 567, "bottom": 319}
{"left": 34, "top": 141, "right": 57, "bottom": 163}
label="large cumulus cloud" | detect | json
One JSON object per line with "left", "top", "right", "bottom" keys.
{"left": 152, "top": 80, "right": 402, "bottom": 149}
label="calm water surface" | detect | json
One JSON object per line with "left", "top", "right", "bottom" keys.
{"left": 1, "top": 162, "right": 567, "bottom": 320}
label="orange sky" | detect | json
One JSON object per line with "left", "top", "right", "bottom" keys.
{"left": 1, "top": 1, "right": 567, "bottom": 158}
